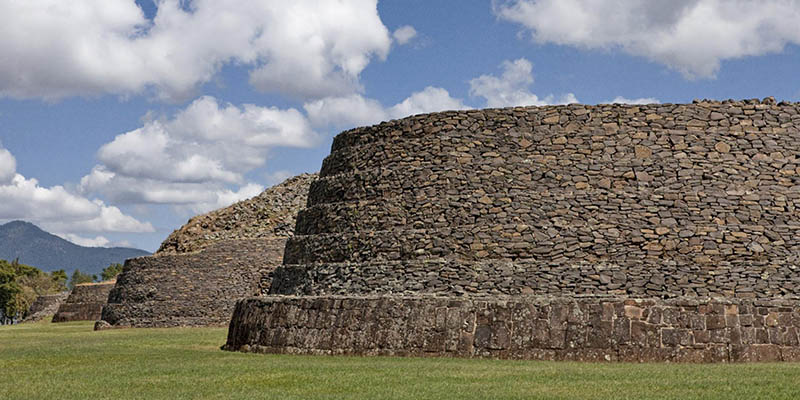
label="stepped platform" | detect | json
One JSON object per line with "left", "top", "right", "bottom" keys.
{"left": 226, "top": 99, "right": 800, "bottom": 361}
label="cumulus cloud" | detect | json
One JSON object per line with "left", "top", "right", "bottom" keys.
{"left": 0, "top": 145, "right": 154, "bottom": 235}
{"left": 0, "top": 143, "right": 16, "bottom": 184}
{"left": 305, "top": 86, "right": 469, "bottom": 129}
{"left": 494, "top": 0, "right": 800, "bottom": 79}
{"left": 55, "top": 233, "right": 112, "bottom": 248}
{"left": 54, "top": 233, "right": 135, "bottom": 248}
{"left": 469, "top": 58, "right": 578, "bottom": 107}
{"left": 605, "top": 96, "right": 661, "bottom": 105}
{"left": 0, "top": 0, "right": 392, "bottom": 100}
{"left": 81, "top": 96, "right": 313, "bottom": 209}
{"left": 393, "top": 26, "right": 418, "bottom": 45}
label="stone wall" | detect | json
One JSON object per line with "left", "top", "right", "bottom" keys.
{"left": 225, "top": 295, "right": 800, "bottom": 362}
{"left": 100, "top": 239, "right": 283, "bottom": 328}
{"left": 52, "top": 282, "right": 115, "bottom": 322}
{"left": 157, "top": 173, "right": 316, "bottom": 255}
{"left": 98, "top": 173, "right": 314, "bottom": 329}
{"left": 228, "top": 99, "right": 800, "bottom": 361}
{"left": 22, "top": 292, "right": 69, "bottom": 322}
{"left": 271, "top": 98, "right": 800, "bottom": 299}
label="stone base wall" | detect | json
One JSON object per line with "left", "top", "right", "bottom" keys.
{"left": 99, "top": 238, "right": 285, "bottom": 328}
{"left": 52, "top": 282, "right": 115, "bottom": 322}
{"left": 22, "top": 292, "right": 69, "bottom": 322}
{"left": 224, "top": 295, "right": 800, "bottom": 362}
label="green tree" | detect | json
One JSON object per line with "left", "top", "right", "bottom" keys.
{"left": 0, "top": 258, "right": 48, "bottom": 324}
{"left": 69, "top": 269, "right": 96, "bottom": 289}
{"left": 0, "top": 263, "right": 22, "bottom": 324}
{"left": 101, "top": 263, "right": 124, "bottom": 281}
{"left": 51, "top": 269, "right": 68, "bottom": 291}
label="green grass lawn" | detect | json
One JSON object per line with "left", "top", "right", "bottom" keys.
{"left": 1, "top": 320, "right": 800, "bottom": 400}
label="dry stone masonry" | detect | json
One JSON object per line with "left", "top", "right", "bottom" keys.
{"left": 22, "top": 291, "right": 68, "bottom": 322}
{"left": 53, "top": 282, "right": 114, "bottom": 322}
{"left": 226, "top": 98, "right": 800, "bottom": 361}
{"left": 97, "top": 174, "right": 315, "bottom": 329}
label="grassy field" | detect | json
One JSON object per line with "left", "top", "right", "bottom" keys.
{"left": 1, "top": 320, "right": 800, "bottom": 399}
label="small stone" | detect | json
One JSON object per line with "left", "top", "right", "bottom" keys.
{"left": 552, "top": 136, "right": 568, "bottom": 145}
{"left": 634, "top": 145, "right": 652, "bottom": 159}
{"left": 748, "top": 242, "right": 765, "bottom": 253}
{"left": 714, "top": 142, "right": 731, "bottom": 153}
{"left": 655, "top": 227, "right": 670, "bottom": 235}
{"left": 646, "top": 113, "right": 662, "bottom": 121}
{"left": 575, "top": 182, "right": 589, "bottom": 189}
{"left": 710, "top": 112, "right": 725, "bottom": 120}
{"left": 635, "top": 171, "right": 653, "bottom": 182}
{"left": 543, "top": 115, "right": 560, "bottom": 124}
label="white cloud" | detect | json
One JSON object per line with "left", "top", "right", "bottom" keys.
{"left": 81, "top": 96, "right": 313, "bottom": 209}
{"left": 0, "top": 145, "right": 154, "bottom": 235}
{"left": 305, "top": 86, "right": 469, "bottom": 129}
{"left": 0, "top": 143, "right": 16, "bottom": 184}
{"left": 96, "top": 96, "right": 316, "bottom": 184}
{"left": 55, "top": 233, "right": 135, "bottom": 248}
{"left": 0, "top": 0, "right": 392, "bottom": 100}
{"left": 604, "top": 96, "right": 660, "bottom": 105}
{"left": 494, "top": 0, "right": 800, "bottom": 79}
{"left": 304, "top": 94, "right": 387, "bottom": 128}
{"left": 186, "top": 183, "right": 265, "bottom": 215}
{"left": 306, "top": 59, "right": 582, "bottom": 130}
{"left": 56, "top": 233, "right": 111, "bottom": 248}
{"left": 469, "top": 58, "right": 578, "bottom": 107}
{"left": 393, "top": 26, "right": 418, "bottom": 45}
{"left": 387, "top": 87, "right": 469, "bottom": 118}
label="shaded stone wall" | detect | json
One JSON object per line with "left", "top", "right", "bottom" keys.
{"left": 22, "top": 292, "right": 69, "bottom": 322}
{"left": 53, "top": 282, "right": 115, "bottom": 322}
{"left": 98, "top": 174, "right": 314, "bottom": 329}
{"left": 100, "top": 239, "right": 283, "bottom": 328}
{"left": 272, "top": 99, "right": 800, "bottom": 299}
{"left": 225, "top": 295, "right": 800, "bottom": 362}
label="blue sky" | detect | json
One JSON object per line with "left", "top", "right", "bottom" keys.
{"left": 0, "top": 0, "right": 799, "bottom": 251}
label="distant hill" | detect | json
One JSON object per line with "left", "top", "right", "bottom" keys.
{"left": 0, "top": 221, "right": 150, "bottom": 277}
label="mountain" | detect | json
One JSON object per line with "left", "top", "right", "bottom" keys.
{"left": 0, "top": 221, "right": 150, "bottom": 277}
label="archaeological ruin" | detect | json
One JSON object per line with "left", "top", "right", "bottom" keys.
{"left": 97, "top": 173, "right": 315, "bottom": 329}
{"left": 23, "top": 291, "right": 68, "bottom": 322}
{"left": 225, "top": 98, "right": 800, "bottom": 362}
{"left": 53, "top": 282, "right": 115, "bottom": 323}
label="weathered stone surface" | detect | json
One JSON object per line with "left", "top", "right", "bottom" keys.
{"left": 53, "top": 282, "right": 115, "bottom": 322}
{"left": 101, "top": 239, "right": 284, "bottom": 328}
{"left": 273, "top": 99, "right": 800, "bottom": 299}
{"left": 228, "top": 99, "right": 800, "bottom": 361}
{"left": 22, "top": 292, "right": 69, "bottom": 322}
{"left": 98, "top": 174, "right": 315, "bottom": 328}
{"left": 225, "top": 295, "right": 800, "bottom": 362}
{"left": 157, "top": 174, "right": 316, "bottom": 255}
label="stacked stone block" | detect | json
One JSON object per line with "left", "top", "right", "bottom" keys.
{"left": 100, "top": 239, "right": 283, "bottom": 328}
{"left": 22, "top": 291, "right": 68, "bottom": 322}
{"left": 97, "top": 174, "right": 315, "bottom": 329}
{"left": 53, "top": 282, "right": 115, "bottom": 322}
{"left": 226, "top": 98, "right": 800, "bottom": 361}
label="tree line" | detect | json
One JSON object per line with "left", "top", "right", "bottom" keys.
{"left": 0, "top": 259, "right": 123, "bottom": 324}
